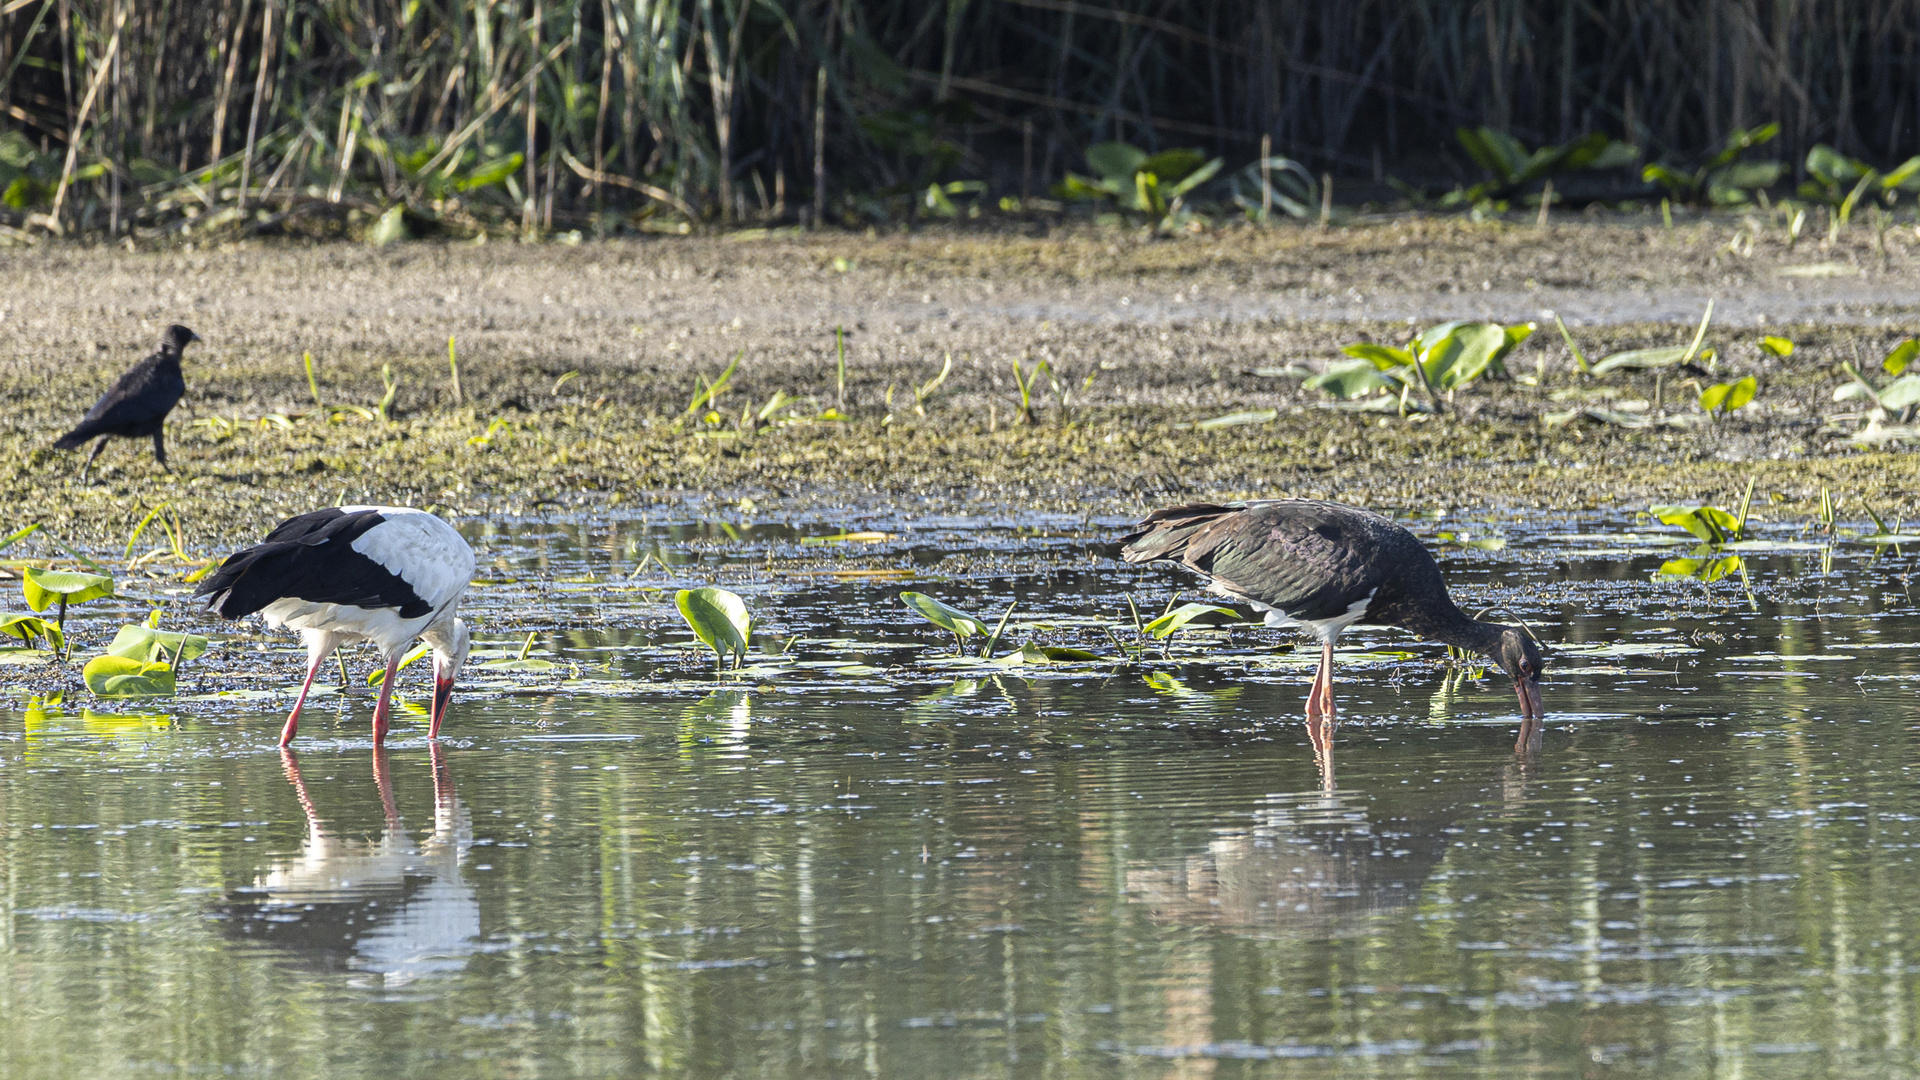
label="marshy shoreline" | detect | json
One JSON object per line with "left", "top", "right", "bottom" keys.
{"left": 5, "top": 216, "right": 1920, "bottom": 549}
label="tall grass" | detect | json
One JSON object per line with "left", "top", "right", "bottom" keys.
{"left": 5, "top": 1, "right": 1920, "bottom": 236}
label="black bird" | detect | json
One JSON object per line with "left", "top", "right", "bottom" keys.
{"left": 1119, "top": 500, "right": 1545, "bottom": 721}
{"left": 53, "top": 323, "right": 200, "bottom": 482}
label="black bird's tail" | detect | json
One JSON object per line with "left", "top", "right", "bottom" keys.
{"left": 1116, "top": 503, "right": 1238, "bottom": 563}
{"left": 52, "top": 423, "right": 97, "bottom": 450}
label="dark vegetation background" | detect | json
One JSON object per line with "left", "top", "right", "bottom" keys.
{"left": 1, "top": 0, "right": 1918, "bottom": 237}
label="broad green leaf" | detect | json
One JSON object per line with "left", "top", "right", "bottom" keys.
{"left": 0, "top": 613, "right": 61, "bottom": 651}
{"left": 1418, "top": 321, "right": 1509, "bottom": 390}
{"left": 454, "top": 153, "right": 523, "bottom": 191}
{"left": 1883, "top": 338, "right": 1918, "bottom": 375}
{"left": 1806, "top": 144, "right": 1866, "bottom": 186}
{"left": 1138, "top": 148, "right": 1207, "bottom": 186}
{"left": 1142, "top": 602, "right": 1241, "bottom": 640}
{"left": 1590, "top": 346, "right": 1693, "bottom": 376}
{"left": 899, "top": 591, "right": 989, "bottom": 638}
{"left": 22, "top": 568, "right": 114, "bottom": 612}
{"left": 1164, "top": 156, "right": 1224, "bottom": 200}
{"left": 0, "top": 646, "right": 55, "bottom": 666}
{"left": 1882, "top": 156, "right": 1920, "bottom": 192}
{"left": 476, "top": 658, "right": 558, "bottom": 672}
{"left": 1650, "top": 505, "right": 1744, "bottom": 544}
{"left": 105, "top": 624, "right": 208, "bottom": 664}
{"left": 1085, "top": 142, "right": 1148, "bottom": 183}
{"left": 993, "top": 642, "right": 1103, "bottom": 666}
{"left": 676, "top": 587, "right": 753, "bottom": 666}
{"left": 1878, "top": 375, "right": 1920, "bottom": 411}
{"left": 1341, "top": 342, "right": 1414, "bottom": 370}
{"left": 83, "top": 655, "right": 177, "bottom": 698}
{"left": 1722, "top": 375, "right": 1757, "bottom": 411}
{"left": 1759, "top": 335, "right": 1795, "bottom": 358}
{"left": 1306, "top": 360, "right": 1393, "bottom": 399}
{"left": 1699, "top": 383, "right": 1730, "bottom": 412}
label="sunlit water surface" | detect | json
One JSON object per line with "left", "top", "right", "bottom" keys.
{"left": 5, "top": 508, "right": 1920, "bottom": 1078}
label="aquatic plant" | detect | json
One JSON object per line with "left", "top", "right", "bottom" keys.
{"left": 1649, "top": 478, "right": 1757, "bottom": 546}
{"left": 1056, "top": 142, "right": 1225, "bottom": 229}
{"left": 0, "top": 613, "right": 62, "bottom": 656}
{"left": 677, "top": 587, "right": 753, "bottom": 671}
{"left": 1641, "top": 124, "right": 1783, "bottom": 206}
{"left": 1800, "top": 145, "right": 1920, "bottom": 235}
{"left": 1446, "top": 128, "right": 1636, "bottom": 207}
{"left": 1699, "top": 376, "right": 1758, "bottom": 419}
{"left": 1595, "top": 301, "right": 1716, "bottom": 376}
{"left": 81, "top": 655, "right": 176, "bottom": 699}
{"left": 22, "top": 567, "right": 114, "bottom": 660}
{"left": 1835, "top": 338, "right": 1920, "bottom": 423}
{"left": 1330, "top": 320, "right": 1534, "bottom": 414}
{"left": 1142, "top": 602, "right": 1241, "bottom": 641}
{"left": 1229, "top": 153, "right": 1318, "bottom": 222}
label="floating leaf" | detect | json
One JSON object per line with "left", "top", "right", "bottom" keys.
{"left": 104, "top": 624, "right": 208, "bottom": 664}
{"left": 0, "top": 612, "right": 61, "bottom": 652}
{"left": 1759, "top": 336, "right": 1795, "bottom": 358}
{"left": 1417, "top": 321, "right": 1512, "bottom": 391}
{"left": 1191, "top": 408, "right": 1279, "bottom": 429}
{"left": 1649, "top": 505, "right": 1745, "bottom": 544}
{"left": 1699, "top": 375, "right": 1757, "bottom": 414}
{"left": 899, "top": 591, "right": 990, "bottom": 639}
{"left": 1142, "top": 602, "right": 1242, "bottom": 640}
{"left": 22, "top": 568, "right": 114, "bottom": 612}
{"left": 1340, "top": 342, "right": 1414, "bottom": 370}
{"left": 1878, "top": 375, "right": 1920, "bottom": 411}
{"left": 82, "top": 655, "right": 177, "bottom": 698}
{"left": 1435, "top": 532, "right": 1507, "bottom": 550}
{"left": 1884, "top": 339, "right": 1919, "bottom": 376}
{"left": 677, "top": 587, "right": 753, "bottom": 668}
{"left": 1304, "top": 361, "right": 1393, "bottom": 400}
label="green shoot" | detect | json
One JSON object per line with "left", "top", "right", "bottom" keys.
{"left": 303, "top": 352, "right": 324, "bottom": 408}
{"left": 374, "top": 364, "right": 399, "bottom": 423}
{"left": 1553, "top": 314, "right": 1592, "bottom": 375}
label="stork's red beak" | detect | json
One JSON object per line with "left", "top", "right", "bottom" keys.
{"left": 1515, "top": 677, "right": 1544, "bottom": 720}
{"left": 429, "top": 673, "right": 456, "bottom": 738}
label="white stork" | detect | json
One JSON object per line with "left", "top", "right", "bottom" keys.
{"left": 197, "top": 506, "right": 475, "bottom": 745}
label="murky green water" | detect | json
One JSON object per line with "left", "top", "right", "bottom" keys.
{"left": 6, "top": 510, "right": 1920, "bottom": 1078}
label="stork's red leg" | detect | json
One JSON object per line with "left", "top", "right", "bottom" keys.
{"left": 1305, "top": 641, "right": 1337, "bottom": 719}
{"left": 279, "top": 650, "right": 329, "bottom": 746}
{"left": 369, "top": 654, "right": 401, "bottom": 746}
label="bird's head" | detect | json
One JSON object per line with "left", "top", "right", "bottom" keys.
{"left": 1490, "top": 626, "right": 1546, "bottom": 718}
{"left": 424, "top": 617, "right": 471, "bottom": 738}
{"left": 162, "top": 325, "right": 201, "bottom": 354}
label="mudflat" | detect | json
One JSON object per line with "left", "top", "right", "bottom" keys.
{"left": 5, "top": 215, "right": 1918, "bottom": 545}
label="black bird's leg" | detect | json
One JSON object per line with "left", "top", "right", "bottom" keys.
{"left": 151, "top": 431, "right": 170, "bottom": 472}
{"left": 79, "top": 437, "right": 109, "bottom": 484}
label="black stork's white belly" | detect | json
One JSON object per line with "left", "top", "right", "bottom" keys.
{"left": 197, "top": 506, "right": 476, "bottom": 746}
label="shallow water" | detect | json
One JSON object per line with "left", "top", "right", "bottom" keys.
{"left": 5, "top": 509, "right": 1920, "bottom": 1078}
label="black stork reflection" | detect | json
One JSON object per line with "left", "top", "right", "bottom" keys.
{"left": 1120, "top": 500, "right": 1547, "bottom": 731}
{"left": 216, "top": 744, "right": 478, "bottom": 985}
{"left": 1126, "top": 724, "right": 1548, "bottom": 936}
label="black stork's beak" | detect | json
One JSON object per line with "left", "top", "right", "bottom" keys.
{"left": 429, "top": 672, "right": 456, "bottom": 738}
{"left": 1515, "top": 676, "right": 1544, "bottom": 720}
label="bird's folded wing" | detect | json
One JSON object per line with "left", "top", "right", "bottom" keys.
{"left": 1185, "top": 513, "right": 1385, "bottom": 622}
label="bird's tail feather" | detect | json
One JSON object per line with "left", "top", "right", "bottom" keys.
{"left": 193, "top": 544, "right": 294, "bottom": 619}
{"left": 1116, "top": 503, "right": 1236, "bottom": 563}
{"left": 51, "top": 426, "right": 95, "bottom": 450}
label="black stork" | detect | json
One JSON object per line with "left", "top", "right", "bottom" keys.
{"left": 53, "top": 323, "right": 199, "bottom": 483}
{"left": 196, "top": 506, "right": 475, "bottom": 746}
{"left": 1119, "top": 500, "right": 1545, "bottom": 723}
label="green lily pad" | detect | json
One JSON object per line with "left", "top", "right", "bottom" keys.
{"left": 22, "top": 567, "right": 114, "bottom": 612}
{"left": 0, "top": 612, "right": 61, "bottom": 652}
{"left": 677, "top": 586, "right": 753, "bottom": 668}
{"left": 82, "top": 655, "right": 177, "bottom": 698}
{"left": 104, "top": 624, "right": 209, "bottom": 664}
{"left": 1143, "top": 602, "right": 1241, "bottom": 640}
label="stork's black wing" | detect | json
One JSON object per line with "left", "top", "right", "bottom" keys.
{"left": 195, "top": 509, "right": 430, "bottom": 620}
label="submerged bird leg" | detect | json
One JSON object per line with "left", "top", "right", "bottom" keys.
{"left": 150, "top": 431, "right": 169, "bottom": 471}
{"left": 79, "top": 437, "right": 109, "bottom": 484}
{"left": 369, "top": 653, "right": 402, "bottom": 746}
{"left": 1306, "top": 714, "right": 1335, "bottom": 791}
{"left": 280, "top": 646, "right": 334, "bottom": 746}
{"left": 372, "top": 747, "right": 400, "bottom": 829}
{"left": 1515, "top": 715, "right": 1544, "bottom": 755}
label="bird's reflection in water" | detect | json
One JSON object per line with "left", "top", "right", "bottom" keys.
{"left": 1125, "top": 716, "right": 1546, "bottom": 934}
{"left": 217, "top": 744, "right": 479, "bottom": 987}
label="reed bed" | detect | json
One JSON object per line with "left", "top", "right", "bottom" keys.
{"left": 3, "top": 1, "right": 1919, "bottom": 238}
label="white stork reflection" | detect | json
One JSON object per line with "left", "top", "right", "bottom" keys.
{"left": 222, "top": 744, "right": 479, "bottom": 986}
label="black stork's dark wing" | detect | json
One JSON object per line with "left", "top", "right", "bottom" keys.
{"left": 195, "top": 509, "right": 431, "bottom": 620}
{"left": 1119, "top": 500, "right": 1427, "bottom": 624}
